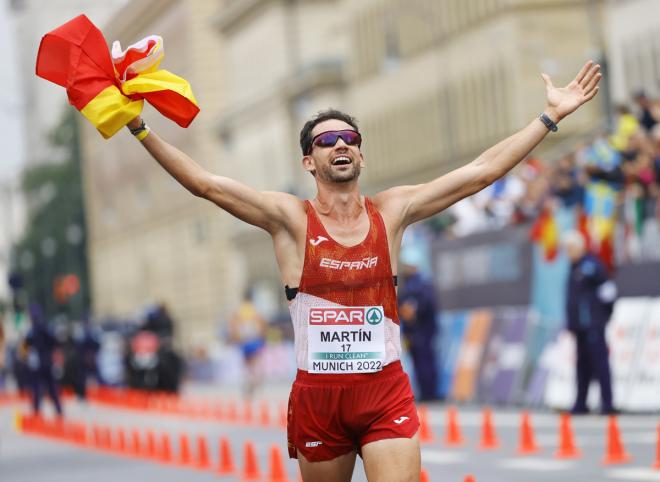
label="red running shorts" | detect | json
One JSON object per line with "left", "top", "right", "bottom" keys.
{"left": 287, "top": 361, "right": 419, "bottom": 462}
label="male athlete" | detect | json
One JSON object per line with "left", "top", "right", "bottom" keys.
{"left": 125, "top": 61, "right": 601, "bottom": 481}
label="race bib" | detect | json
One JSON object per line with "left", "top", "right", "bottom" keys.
{"left": 308, "top": 306, "right": 385, "bottom": 374}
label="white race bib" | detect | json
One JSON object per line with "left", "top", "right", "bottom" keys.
{"left": 308, "top": 306, "right": 385, "bottom": 374}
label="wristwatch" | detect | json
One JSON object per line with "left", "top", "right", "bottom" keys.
{"left": 539, "top": 112, "right": 559, "bottom": 132}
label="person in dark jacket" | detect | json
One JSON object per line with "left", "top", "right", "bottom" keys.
{"left": 398, "top": 249, "right": 440, "bottom": 402}
{"left": 24, "top": 303, "right": 63, "bottom": 416}
{"left": 563, "top": 231, "right": 617, "bottom": 415}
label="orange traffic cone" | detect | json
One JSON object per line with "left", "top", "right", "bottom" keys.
{"left": 130, "top": 429, "right": 141, "bottom": 456}
{"left": 420, "top": 468, "right": 430, "bottom": 482}
{"left": 200, "top": 401, "right": 213, "bottom": 419}
{"left": 444, "top": 406, "right": 464, "bottom": 446}
{"left": 243, "top": 441, "right": 262, "bottom": 481}
{"left": 160, "top": 433, "right": 173, "bottom": 463}
{"left": 145, "top": 430, "right": 157, "bottom": 458}
{"left": 213, "top": 402, "right": 223, "bottom": 421}
{"left": 92, "top": 425, "right": 102, "bottom": 448}
{"left": 260, "top": 401, "right": 271, "bottom": 427}
{"left": 517, "top": 411, "right": 540, "bottom": 455}
{"left": 74, "top": 421, "right": 88, "bottom": 446}
{"left": 196, "top": 435, "right": 211, "bottom": 469}
{"left": 116, "top": 428, "right": 127, "bottom": 454}
{"left": 217, "top": 437, "right": 236, "bottom": 475}
{"left": 179, "top": 433, "right": 192, "bottom": 465}
{"left": 226, "top": 400, "right": 238, "bottom": 423}
{"left": 53, "top": 417, "right": 65, "bottom": 439}
{"left": 267, "top": 444, "right": 290, "bottom": 482}
{"left": 603, "top": 416, "right": 631, "bottom": 465}
{"left": 555, "top": 413, "right": 581, "bottom": 459}
{"left": 418, "top": 406, "right": 434, "bottom": 443}
{"left": 279, "top": 402, "right": 288, "bottom": 430}
{"left": 243, "top": 400, "right": 254, "bottom": 425}
{"left": 479, "top": 408, "right": 499, "bottom": 450}
{"left": 653, "top": 424, "right": 660, "bottom": 469}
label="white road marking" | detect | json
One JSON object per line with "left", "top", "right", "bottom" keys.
{"left": 498, "top": 457, "right": 577, "bottom": 471}
{"left": 421, "top": 450, "right": 468, "bottom": 465}
{"left": 426, "top": 411, "right": 658, "bottom": 430}
{"left": 535, "top": 432, "right": 656, "bottom": 447}
{"left": 606, "top": 468, "right": 660, "bottom": 480}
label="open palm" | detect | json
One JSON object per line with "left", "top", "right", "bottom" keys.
{"left": 542, "top": 61, "right": 601, "bottom": 121}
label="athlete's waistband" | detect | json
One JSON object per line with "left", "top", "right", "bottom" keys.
{"left": 294, "top": 360, "right": 403, "bottom": 386}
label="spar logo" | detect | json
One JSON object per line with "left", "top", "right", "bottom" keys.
{"left": 309, "top": 308, "right": 364, "bottom": 325}
{"left": 309, "top": 307, "right": 385, "bottom": 325}
{"left": 365, "top": 307, "right": 383, "bottom": 325}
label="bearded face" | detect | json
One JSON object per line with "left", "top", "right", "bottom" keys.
{"left": 303, "top": 119, "right": 365, "bottom": 184}
{"left": 313, "top": 151, "right": 363, "bottom": 183}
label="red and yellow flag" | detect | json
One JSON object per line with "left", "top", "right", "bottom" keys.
{"left": 530, "top": 203, "right": 559, "bottom": 262}
{"left": 35, "top": 15, "right": 199, "bottom": 138}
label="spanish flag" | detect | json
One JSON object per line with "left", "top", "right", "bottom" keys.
{"left": 36, "top": 15, "right": 199, "bottom": 139}
{"left": 530, "top": 203, "right": 559, "bottom": 262}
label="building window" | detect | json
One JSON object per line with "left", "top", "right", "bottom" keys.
{"left": 220, "top": 128, "right": 234, "bottom": 153}
{"left": 193, "top": 219, "right": 209, "bottom": 244}
{"left": 382, "top": 14, "right": 400, "bottom": 73}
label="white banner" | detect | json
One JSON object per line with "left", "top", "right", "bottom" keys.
{"left": 607, "top": 297, "right": 652, "bottom": 410}
{"left": 543, "top": 297, "right": 658, "bottom": 412}
{"left": 624, "top": 298, "right": 660, "bottom": 411}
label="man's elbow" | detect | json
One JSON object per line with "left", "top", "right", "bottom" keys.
{"left": 191, "top": 175, "right": 219, "bottom": 199}
{"left": 469, "top": 160, "right": 499, "bottom": 191}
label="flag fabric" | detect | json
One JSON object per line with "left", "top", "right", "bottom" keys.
{"left": 530, "top": 203, "right": 559, "bottom": 262}
{"left": 584, "top": 181, "right": 617, "bottom": 272}
{"left": 35, "top": 14, "right": 199, "bottom": 139}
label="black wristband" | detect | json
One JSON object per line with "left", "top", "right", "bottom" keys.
{"left": 539, "top": 112, "right": 559, "bottom": 132}
{"left": 129, "top": 119, "right": 146, "bottom": 136}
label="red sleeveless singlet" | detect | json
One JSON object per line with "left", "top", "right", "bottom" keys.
{"left": 287, "top": 197, "right": 402, "bottom": 373}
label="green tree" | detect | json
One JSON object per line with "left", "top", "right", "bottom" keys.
{"left": 11, "top": 109, "right": 89, "bottom": 320}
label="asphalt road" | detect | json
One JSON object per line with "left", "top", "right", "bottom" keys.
{"left": 1, "top": 387, "right": 659, "bottom": 482}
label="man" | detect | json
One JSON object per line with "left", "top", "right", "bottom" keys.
{"left": 24, "top": 304, "right": 63, "bottom": 417}
{"left": 398, "top": 249, "right": 440, "bottom": 402}
{"left": 228, "top": 291, "right": 267, "bottom": 398}
{"left": 124, "top": 62, "right": 600, "bottom": 481}
{"left": 634, "top": 91, "right": 658, "bottom": 133}
{"left": 563, "top": 231, "right": 617, "bottom": 415}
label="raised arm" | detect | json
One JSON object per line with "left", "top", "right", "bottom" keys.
{"left": 376, "top": 61, "right": 601, "bottom": 228}
{"left": 127, "top": 116, "right": 298, "bottom": 234}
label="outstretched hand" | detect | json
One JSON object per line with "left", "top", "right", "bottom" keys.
{"left": 542, "top": 61, "right": 601, "bottom": 122}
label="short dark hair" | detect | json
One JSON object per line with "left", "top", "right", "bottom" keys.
{"left": 300, "top": 108, "right": 359, "bottom": 155}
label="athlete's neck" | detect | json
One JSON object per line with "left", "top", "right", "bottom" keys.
{"left": 313, "top": 185, "right": 363, "bottom": 222}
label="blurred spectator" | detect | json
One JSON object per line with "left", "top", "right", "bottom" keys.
{"left": 69, "top": 320, "right": 101, "bottom": 399}
{"left": 609, "top": 105, "right": 639, "bottom": 151}
{"left": 652, "top": 126, "right": 660, "bottom": 182}
{"left": 634, "top": 91, "right": 659, "bottom": 133}
{"left": 446, "top": 198, "right": 488, "bottom": 237}
{"left": 518, "top": 157, "right": 549, "bottom": 221}
{"left": 24, "top": 303, "right": 63, "bottom": 417}
{"left": 398, "top": 249, "right": 441, "bottom": 402}
{"left": 157, "top": 337, "right": 183, "bottom": 392}
{"left": 563, "top": 231, "right": 617, "bottom": 415}
{"left": 228, "top": 291, "right": 267, "bottom": 398}
{"left": 551, "top": 154, "right": 585, "bottom": 208}
{"left": 474, "top": 171, "right": 526, "bottom": 228}
{"left": 0, "top": 320, "right": 5, "bottom": 389}
{"left": 428, "top": 90, "right": 660, "bottom": 261}
{"left": 144, "top": 302, "right": 175, "bottom": 337}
